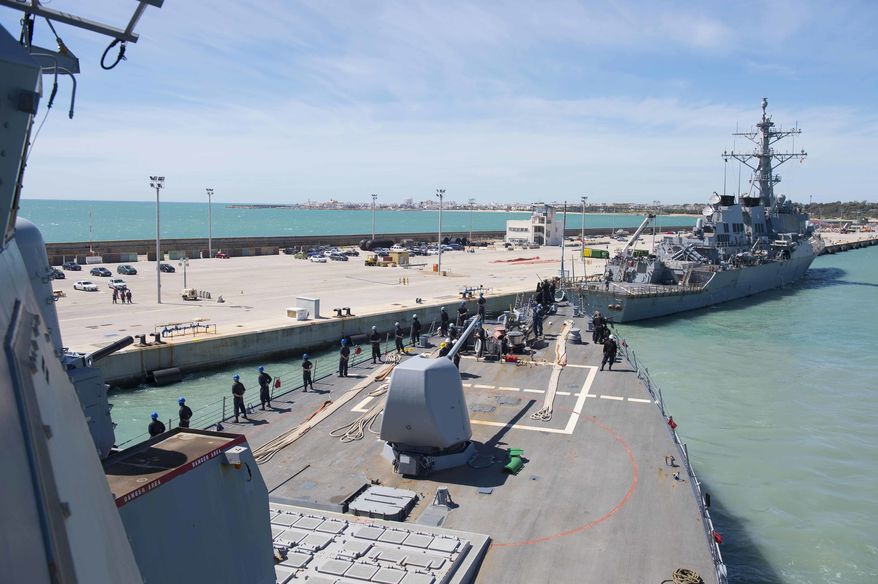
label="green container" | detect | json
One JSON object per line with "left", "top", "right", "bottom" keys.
{"left": 504, "top": 456, "right": 523, "bottom": 474}
{"left": 507, "top": 448, "right": 524, "bottom": 457}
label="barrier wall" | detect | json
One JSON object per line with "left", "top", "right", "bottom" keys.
{"left": 100, "top": 292, "right": 528, "bottom": 386}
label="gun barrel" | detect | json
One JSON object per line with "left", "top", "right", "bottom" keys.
{"left": 87, "top": 335, "right": 134, "bottom": 363}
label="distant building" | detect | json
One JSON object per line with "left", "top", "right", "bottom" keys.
{"left": 505, "top": 203, "right": 563, "bottom": 246}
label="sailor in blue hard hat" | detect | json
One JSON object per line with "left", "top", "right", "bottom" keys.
{"left": 302, "top": 353, "right": 314, "bottom": 391}
{"left": 232, "top": 374, "right": 248, "bottom": 423}
{"left": 477, "top": 291, "right": 487, "bottom": 319}
{"left": 178, "top": 397, "right": 193, "bottom": 428}
{"left": 257, "top": 365, "right": 273, "bottom": 410}
{"left": 339, "top": 337, "right": 351, "bottom": 377}
{"left": 148, "top": 411, "right": 165, "bottom": 437}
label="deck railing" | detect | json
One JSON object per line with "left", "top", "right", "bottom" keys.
{"left": 612, "top": 325, "right": 729, "bottom": 584}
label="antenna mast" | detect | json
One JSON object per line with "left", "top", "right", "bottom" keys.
{"left": 722, "top": 98, "right": 807, "bottom": 207}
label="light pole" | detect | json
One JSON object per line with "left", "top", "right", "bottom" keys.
{"left": 652, "top": 200, "right": 660, "bottom": 252}
{"left": 371, "top": 193, "right": 378, "bottom": 241}
{"left": 468, "top": 197, "right": 475, "bottom": 245}
{"left": 436, "top": 188, "right": 445, "bottom": 274}
{"left": 206, "top": 187, "right": 214, "bottom": 258}
{"left": 179, "top": 256, "right": 189, "bottom": 289}
{"left": 580, "top": 195, "right": 588, "bottom": 278}
{"left": 150, "top": 176, "right": 164, "bottom": 304}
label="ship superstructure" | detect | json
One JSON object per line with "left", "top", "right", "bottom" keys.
{"left": 581, "top": 99, "right": 823, "bottom": 322}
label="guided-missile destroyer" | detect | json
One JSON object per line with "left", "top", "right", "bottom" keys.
{"left": 580, "top": 99, "right": 823, "bottom": 322}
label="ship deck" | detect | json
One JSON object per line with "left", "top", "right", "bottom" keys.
{"left": 226, "top": 305, "right": 720, "bottom": 583}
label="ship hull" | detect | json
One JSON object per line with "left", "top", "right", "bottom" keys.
{"left": 581, "top": 248, "right": 816, "bottom": 323}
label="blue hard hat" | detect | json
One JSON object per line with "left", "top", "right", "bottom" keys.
{"left": 258, "top": 366, "right": 264, "bottom": 372}
{"left": 178, "top": 397, "right": 185, "bottom": 405}
{"left": 303, "top": 353, "right": 309, "bottom": 359}
{"left": 233, "top": 374, "right": 240, "bottom": 380}
{"left": 150, "top": 412, "right": 159, "bottom": 420}
{"left": 341, "top": 338, "right": 348, "bottom": 345}
{"left": 460, "top": 301, "right": 466, "bottom": 307}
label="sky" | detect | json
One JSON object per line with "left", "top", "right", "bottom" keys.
{"left": 2, "top": 1, "right": 877, "bottom": 205}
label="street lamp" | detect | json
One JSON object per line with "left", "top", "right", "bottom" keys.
{"left": 371, "top": 193, "right": 378, "bottom": 241}
{"left": 652, "top": 200, "right": 661, "bottom": 252}
{"left": 436, "top": 189, "right": 445, "bottom": 274}
{"left": 179, "top": 256, "right": 189, "bottom": 289}
{"left": 580, "top": 195, "right": 588, "bottom": 278}
{"left": 468, "top": 197, "right": 475, "bottom": 245}
{"left": 206, "top": 187, "right": 214, "bottom": 258}
{"left": 150, "top": 175, "right": 164, "bottom": 304}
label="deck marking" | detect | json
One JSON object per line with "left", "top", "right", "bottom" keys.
{"left": 556, "top": 391, "right": 571, "bottom": 396}
{"left": 523, "top": 389, "right": 544, "bottom": 394}
{"left": 474, "top": 384, "right": 494, "bottom": 389}
{"left": 627, "top": 397, "right": 652, "bottom": 403}
{"left": 600, "top": 395, "right": 624, "bottom": 401}
{"left": 470, "top": 365, "right": 598, "bottom": 436}
{"left": 461, "top": 383, "right": 473, "bottom": 387}
{"left": 490, "top": 412, "right": 638, "bottom": 548}
{"left": 498, "top": 386, "right": 519, "bottom": 391}
{"left": 351, "top": 396, "right": 374, "bottom": 413}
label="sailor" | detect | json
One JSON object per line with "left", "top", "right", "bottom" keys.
{"left": 177, "top": 397, "right": 192, "bottom": 428}
{"left": 532, "top": 303, "right": 543, "bottom": 337}
{"left": 257, "top": 366, "right": 273, "bottom": 410}
{"left": 410, "top": 314, "right": 421, "bottom": 345}
{"left": 126, "top": 289, "right": 133, "bottom": 304}
{"left": 148, "top": 412, "right": 165, "bottom": 436}
{"left": 601, "top": 334, "right": 618, "bottom": 371}
{"left": 592, "top": 310, "right": 605, "bottom": 343}
{"left": 394, "top": 322, "right": 405, "bottom": 354}
{"left": 475, "top": 326, "right": 487, "bottom": 360}
{"left": 302, "top": 354, "right": 314, "bottom": 391}
{"left": 477, "top": 292, "right": 486, "bottom": 319}
{"left": 338, "top": 338, "right": 350, "bottom": 377}
{"left": 438, "top": 339, "right": 451, "bottom": 357}
{"left": 456, "top": 301, "right": 468, "bottom": 326}
{"left": 369, "top": 326, "right": 382, "bottom": 364}
{"left": 439, "top": 306, "right": 450, "bottom": 336}
{"left": 112, "top": 288, "right": 118, "bottom": 304}
{"left": 232, "top": 374, "right": 248, "bottom": 423}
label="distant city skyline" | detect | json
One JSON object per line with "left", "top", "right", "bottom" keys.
{"left": 3, "top": 1, "right": 877, "bottom": 204}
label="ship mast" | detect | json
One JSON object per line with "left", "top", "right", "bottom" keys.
{"left": 723, "top": 98, "right": 807, "bottom": 207}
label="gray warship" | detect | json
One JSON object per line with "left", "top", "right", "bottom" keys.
{"left": 580, "top": 99, "right": 824, "bottom": 322}
{"left": 1, "top": 3, "right": 726, "bottom": 583}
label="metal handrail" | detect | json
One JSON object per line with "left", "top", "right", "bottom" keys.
{"left": 612, "top": 325, "right": 728, "bottom": 584}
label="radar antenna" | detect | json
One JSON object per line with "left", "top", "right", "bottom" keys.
{"left": 722, "top": 98, "right": 807, "bottom": 207}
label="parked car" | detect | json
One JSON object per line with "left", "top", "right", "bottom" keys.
{"left": 117, "top": 264, "right": 137, "bottom": 275}
{"left": 342, "top": 249, "right": 360, "bottom": 257}
{"left": 107, "top": 278, "right": 127, "bottom": 290}
{"left": 159, "top": 263, "right": 176, "bottom": 273}
{"left": 309, "top": 255, "right": 327, "bottom": 263}
{"left": 50, "top": 268, "right": 65, "bottom": 279}
{"left": 62, "top": 261, "right": 81, "bottom": 271}
{"left": 329, "top": 253, "right": 348, "bottom": 262}
{"left": 282, "top": 247, "right": 297, "bottom": 255}
{"left": 446, "top": 243, "right": 463, "bottom": 251}
{"left": 90, "top": 267, "right": 111, "bottom": 277}
{"left": 73, "top": 280, "right": 98, "bottom": 291}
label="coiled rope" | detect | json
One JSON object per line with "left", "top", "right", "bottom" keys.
{"left": 253, "top": 358, "right": 398, "bottom": 464}
{"left": 672, "top": 568, "right": 704, "bottom": 584}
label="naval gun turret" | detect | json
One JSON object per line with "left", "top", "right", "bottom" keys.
{"left": 380, "top": 319, "right": 481, "bottom": 476}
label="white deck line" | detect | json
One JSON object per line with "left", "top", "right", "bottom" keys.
{"left": 470, "top": 365, "right": 597, "bottom": 435}
{"left": 600, "top": 395, "right": 624, "bottom": 401}
{"left": 351, "top": 395, "right": 374, "bottom": 413}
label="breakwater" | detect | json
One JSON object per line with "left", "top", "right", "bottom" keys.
{"left": 44, "top": 226, "right": 691, "bottom": 261}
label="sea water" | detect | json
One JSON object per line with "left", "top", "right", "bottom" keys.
{"left": 19, "top": 198, "right": 691, "bottom": 243}
{"left": 617, "top": 246, "right": 878, "bottom": 583}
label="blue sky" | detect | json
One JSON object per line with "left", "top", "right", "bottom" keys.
{"left": 3, "top": 1, "right": 877, "bottom": 204}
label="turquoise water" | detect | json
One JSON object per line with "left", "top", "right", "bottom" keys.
{"left": 18, "top": 198, "right": 692, "bottom": 243}
{"left": 617, "top": 246, "right": 878, "bottom": 583}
